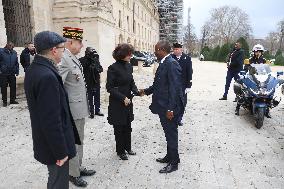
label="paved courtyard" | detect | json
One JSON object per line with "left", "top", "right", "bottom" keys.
{"left": 0, "top": 59, "right": 284, "bottom": 189}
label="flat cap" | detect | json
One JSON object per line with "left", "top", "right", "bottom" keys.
{"left": 34, "top": 31, "right": 66, "bottom": 53}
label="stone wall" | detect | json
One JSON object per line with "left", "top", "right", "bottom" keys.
{"left": 53, "top": 0, "right": 116, "bottom": 69}
{"left": 30, "top": 0, "right": 55, "bottom": 34}
{"left": 0, "top": 0, "right": 6, "bottom": 47}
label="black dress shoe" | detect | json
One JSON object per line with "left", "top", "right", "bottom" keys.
{"left": 10, "top": 101, "right": 19, "bottom": 104}
{"left": 118, "top": 153, "right": 128, "bottom": 160}
{"left": 159, "top": 163, "right": 178, "bottom": 174}
{"left": 95, "top": 112, "right": 104, "bottom": 116}
{"left": 219, "top": 96, "right": 227, "bottom": 100}
{"left": 265, "top": 112, "right": 272, "bottom": 118}
{"left": 69, "top": 176, "right": 88, "bottom": 187}
{"left": 80, "top": 168, "right": 96, "bottom": 176}
{"left": 89, "top": 114, "right": 94, "bottom": 119}
{"left": 3, "top": 102, "right": 7, "bottom": 107}
{"left": 156, "top": 157, "right": 170, "bottom": 163}
{"left": 126, "top": 150, "right": 136, "bottom": 155}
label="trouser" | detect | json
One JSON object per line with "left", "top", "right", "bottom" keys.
{"left": 0, "top": 74, "right": 16, "bottom": 103}
{"left": 223, "top": 70, "right": 240, "bottom": 97}
{"left": 113, "top": 119, "right": 132, "bottom": 155}
{"left": 47, "top": 161, "right": 69, "bottom": 189}
{"left": 69, "top": 118, "right": 85, "bottom": 177}
{"left": 159, "top": 114, "right": 179, "bottom": 165}
{"left": 177, "top": 93, "right": 187, "bottom": 123}
{"left": 87, "top": 86, "right": 101, "bottom": 115}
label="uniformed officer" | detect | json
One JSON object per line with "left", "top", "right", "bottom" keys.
{"left": 244, "top": 44, "right": 266, "bottom": 72}
{"left": 171, "top": 42, "right": 193, "bottom": 126}
{"left": 58, "top": 27, "right": 96, "bottom": 187}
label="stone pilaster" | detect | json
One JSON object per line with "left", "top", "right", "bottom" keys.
{"left": 53, "top": 0, "right": 115, "bottom": 69}
{"left": 0, "top": 1, "right": 7, "bottom": 47}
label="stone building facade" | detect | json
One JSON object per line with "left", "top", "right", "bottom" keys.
{"left": 0, "top": 0, "right": 159, "bottom": 68}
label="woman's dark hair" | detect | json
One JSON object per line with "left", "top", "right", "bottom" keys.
{"left": 112, "top": 43, "right": 134, "bottom": 61}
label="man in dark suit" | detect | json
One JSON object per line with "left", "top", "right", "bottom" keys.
{"left": 0, "top": 42, "right": 19, "bottom": 107}
{"left": 24, "top": 31, "right": 81, "bottom": 189}
{"left": 20, "top": 42, "right": 36, "bottom": 72}
{"left": 219, "top": 42, "right": 244, "bottom": 100}
{"left": 172, "top": 42, "right": 193, "bottom": 126}
{"left": 141, "top": 40, "right": 184, "bottom": 173}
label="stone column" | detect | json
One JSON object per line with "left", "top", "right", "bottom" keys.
{"left": 0, "top": 1, "right": 7, "bottom": 47}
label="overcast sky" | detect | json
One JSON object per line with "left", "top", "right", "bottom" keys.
{"left": 183, "top": 0, "right": 284, "bottom": 39}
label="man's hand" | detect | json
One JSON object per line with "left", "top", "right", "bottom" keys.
{"left": 139, "top": 89, "right": 145, "bottom": 96}
{"left": 56, "top": 156, "right": 68, "bottom": 166}
{"left": 124, "top": 97, "right": 131, "bottom": 106}
{"left": 166, "top": 111, "right": 174, "bottom": 120}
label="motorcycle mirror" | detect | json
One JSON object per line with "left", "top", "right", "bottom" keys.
{"left": 240, "top": 71, "right": 246, "bottom": 76}
{"left": 277, "top": 71, "right": 284, "bottom": 76}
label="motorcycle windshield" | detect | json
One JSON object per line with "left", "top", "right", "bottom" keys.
{"left": 249, "top": 64, "right": 271, "bottom": 75}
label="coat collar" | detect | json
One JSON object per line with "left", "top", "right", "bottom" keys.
{"left": 160, "top": 54, "right": 171, "bottom": 64}
{"left": 64, "top": 49, "right": 83, "bottom": 70}
{"left": 33, "top": 55, "right": 60, "bottom": 76}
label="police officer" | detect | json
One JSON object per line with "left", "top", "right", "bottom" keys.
{"left": 219, "top": 42, "right": 244, "bottom": 100}
{"left": 249, "top": 44, "right": 266, "bottom": 64}
{"left": 171, "top": 42, "right": 193, "bottom": 126}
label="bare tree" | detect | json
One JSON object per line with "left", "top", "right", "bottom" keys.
{"left": 200, "top": 21, "right": 212, "bottom": 50}
{"left": 183, "top": 24, "right": 197, "bottom": 54}
{"left": 201, "top": 6, "right": 252, "bottom": 46}
{"left": 265, "top": 32, "right": 280, "bottom": 53}
{"left": 278, "top": 19, "right": 284, "bottom": 50}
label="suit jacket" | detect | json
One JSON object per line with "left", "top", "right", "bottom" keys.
{"left": 144, "top": 55, "right": 185, "bottom": 117}
{"left": 0, "top": 48, "right": 19, "bottom": 75}
{"left": 58, "top": 50, "right": 89, "bottom": 120}
{"left": 172, "top": 53, "right": 193, "bottom": 90}
{"left": 106, "top": 60, "right": 139, "bottom": 125}
{"left": 24, "top": 55, "right": 81, "bottom": 165}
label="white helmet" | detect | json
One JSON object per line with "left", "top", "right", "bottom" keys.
{"left": 252, "top": 44, "right": 265, "bottom": 52}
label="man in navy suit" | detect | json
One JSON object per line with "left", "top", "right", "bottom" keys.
{"left": 141, "top": 40, "right": 184, "bottom": 173}
{"left": 171, "top": 42, "right": 193, "bottom": 126}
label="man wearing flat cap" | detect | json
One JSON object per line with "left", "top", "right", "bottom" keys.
{"left": 24, "top": 31, "right": 81, "bottom": 189}
{"left": 58, "top": 27, "right": 95, "bottom": 187}
{"left": 172, "top": 42, "right": 193, "bottom": 126}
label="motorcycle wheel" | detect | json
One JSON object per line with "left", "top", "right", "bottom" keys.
{"left": 255, "top": 108, "right": 265, "bottom": 129}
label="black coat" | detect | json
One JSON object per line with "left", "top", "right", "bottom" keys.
{"left": 228, "top": 48, "right": 244, "bottom": 72}
{"left": 172, "top": 53, "right": 193, "bottom": 90}
{"left": 249, "top": 56, "right": 266, "bottom": 64}
{"left": 0, "top": 48, "right": 19, "bottom": 75}
{"left": 20, "top": 48, "right": 35, "bottom": 71}
{"left": 79, "top": 56, "right": 103, "bottom": 88}
{"left": 24, "top": 55, "right": 81, "bottom": 165}
{"left": 106, "top": 60, "right": 139, "bottom": 125}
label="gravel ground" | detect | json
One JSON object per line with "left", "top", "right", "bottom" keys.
{"left": 0, "top": 58, "right": 283, "bottom": 189}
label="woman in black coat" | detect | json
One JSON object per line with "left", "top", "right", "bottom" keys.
{"left": 106, "top": 43, "right": 141, "bottom": 160}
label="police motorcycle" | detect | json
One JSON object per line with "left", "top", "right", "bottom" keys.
{"left": 234, "top": 64, "right": 284, "bottom": 129}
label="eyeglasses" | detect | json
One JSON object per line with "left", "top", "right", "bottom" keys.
{"left": 55, "top": 46, "right": 65, "bottom": 52}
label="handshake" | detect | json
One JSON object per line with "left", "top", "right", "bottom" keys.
{"left": 123, "top": 89, "right": 146, "bottom": 106}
